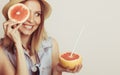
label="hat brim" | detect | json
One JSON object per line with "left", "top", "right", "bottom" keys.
{"left": 2, "top": 0, "right": 52, "bottom": 20}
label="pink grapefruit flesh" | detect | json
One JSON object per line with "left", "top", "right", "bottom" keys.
{"left": 61, "top": 52, "right": 80, "bottom": 60}
{"left": 8, "top": 3, "right": 30, "bottom": 23}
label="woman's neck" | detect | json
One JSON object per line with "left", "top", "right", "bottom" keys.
{"left": 21, "top": 35, "right": 31, "bottom": 50}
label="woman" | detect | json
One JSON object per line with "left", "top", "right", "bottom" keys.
{"left": 0, "top": 0, "right": 82, "bottom": 75}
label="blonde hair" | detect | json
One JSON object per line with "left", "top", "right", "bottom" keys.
{"left": 1, "top": 0, "right": 50, "bottom": 55}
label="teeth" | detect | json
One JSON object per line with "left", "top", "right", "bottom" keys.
{"left": 24, "top": 25, "right": 32, "bottom": 29}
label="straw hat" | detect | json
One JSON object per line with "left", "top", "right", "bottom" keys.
{"left": 2, "top": 0, "right": 52, "bottom": 20}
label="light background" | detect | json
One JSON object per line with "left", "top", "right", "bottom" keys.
{"left": 0, "top": 0, "right": 120, "bottom": 75}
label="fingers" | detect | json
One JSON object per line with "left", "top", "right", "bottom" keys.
{"left": 72, "top": 64, "right": 82, "bottom": 73}
{"left": 63, "top": 64, "right": 82, "bottom": 73}
{"left": 3, "top": 20, "right": 17, "bottom": 32}
{"left": 56, "top": 63, "right": 82, "bottom": 73}
{"left": 3, "top": 20, "right": 22, "bottom": 33}
{"left": 56, "top": 63, "right": 66, "bottom": 72}
{"left": 14, "top": 23, "right": 22, "bottom": 31}
{"left": 3, "top": 20, "right": 22, "bottom": 41}
{"left": 3, "top": 22, "right": 16, "bottom": 38}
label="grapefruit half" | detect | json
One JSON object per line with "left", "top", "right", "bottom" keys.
{"left": 59, "top": 52, "right": 82, "bottom": 69}
{"left": 8, "top": 3, "right": 30, "bottom": 23}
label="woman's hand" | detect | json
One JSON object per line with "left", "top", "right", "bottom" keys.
{"left": 3, "top": 20, "right": 22, "bottom": 44}
{"left": 56, "top": 63, "right": 82, "bottom": 73}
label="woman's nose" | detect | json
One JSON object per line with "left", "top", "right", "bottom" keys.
{"left": 27, "top": 12, "right": 34, "bottom": 23}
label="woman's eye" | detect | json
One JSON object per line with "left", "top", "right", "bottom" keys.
{"left": 35, "top": 12, "right": 41, "bottom": 17}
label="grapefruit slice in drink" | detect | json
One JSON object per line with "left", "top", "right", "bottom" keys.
{"left": 59, "top": 52, "right": 82, "bottom": 69}
{"left": 8, "top": 3, "right": 30, "bottom": 23}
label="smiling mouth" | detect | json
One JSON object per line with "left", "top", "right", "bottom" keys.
{"left": 23, "top": 24, "right": 33, "bottom": 30}
{"left": 24, "top": 25, "right": 33, "bottom": 29}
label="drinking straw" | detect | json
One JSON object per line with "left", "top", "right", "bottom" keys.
{"left": 70, "top": 25, "right": 85, "bottom": 57}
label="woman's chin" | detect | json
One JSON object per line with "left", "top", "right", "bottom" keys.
{"left": 20, "top": 31, "right": 33, "bottom": 36}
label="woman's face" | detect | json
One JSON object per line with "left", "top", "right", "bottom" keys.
{"left": 19, "top": 0, "right": 41, "bottom": 36}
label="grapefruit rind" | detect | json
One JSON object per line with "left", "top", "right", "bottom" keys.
{"left": 8, "top": 3, "right": 30, "bottom": 23}
{"left": 59, "top": 53, "right": 82, "bottom": 69}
